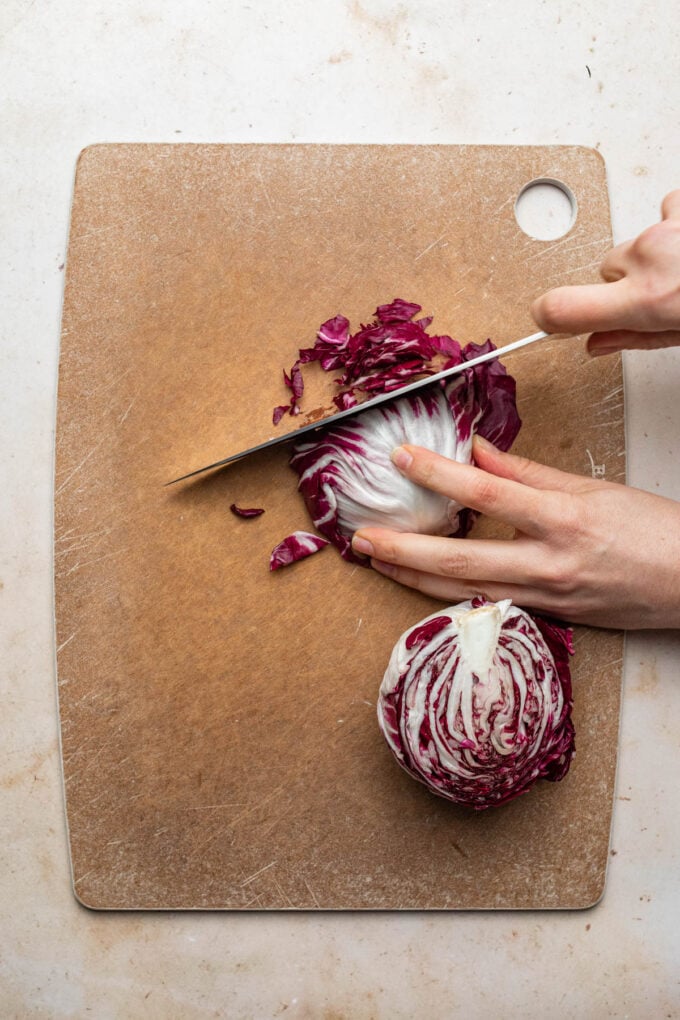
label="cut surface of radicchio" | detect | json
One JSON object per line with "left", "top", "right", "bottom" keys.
{"left": 378, "top": 598, "right": 575, "bottom": 810}
{"left": 269, "top": 531, "right": 330, "bottom": 571}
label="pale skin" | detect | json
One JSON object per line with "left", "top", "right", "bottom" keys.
{"left": 352, "top": 190, "right": 680, "bottom": 629}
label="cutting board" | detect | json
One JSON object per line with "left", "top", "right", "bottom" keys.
{"left": 55, "top": 144, "right": 624, "bottom": 910}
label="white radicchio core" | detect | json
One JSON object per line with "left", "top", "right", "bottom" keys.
{"left": 378, "top": 599, "right": 575, "bottom": 810}
{"left": 291, "top": 381, "right": 474, "bottom": 559}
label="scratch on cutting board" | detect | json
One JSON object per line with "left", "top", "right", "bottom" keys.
{"left": 186, "top": 802, "right": 246, "bottom": 812}
{"left": 272, "top": 877, "right": 295, "bottom": 907}
{"left": 354, "top": 617, "right": 363, "bottom": 635}
{"left": 414, "top": 233, "right": 447, "bottom": 262}
{"left": 73, "top": 868, "right": 97, "bottom": 887}
{"left": 185, "top": 784, "right": 287, "bottom": 862}
{"left": 303, "top": 877, "right": 321, "bottom": 908}
{"left": 256, "top": 165, "right": 275, "bottom": 212}
{"left": 118, "top": 398, "right": 136, "bottom": 425}
{"left": 56, "top": 631, "right": 78, "bottom": 654}
{"left": 72, "top": 209, "right": 155, "bottom": 242}
{"left": 55, "top": 526, "right": 114, "bottom": 558}
{"left": 525, "top": 235, "right": 609, "bottom": 264}
{"left": 243, "top": 890, "right": 267, "bottom": 908}
{"left": 91, "top": 365, "right": 133, "bottom": 397}
{"left": 241, "top": 860, "right": 277, "bottom": 886}
{"left": 55, "top": 547, "right": 129, "bottom": 580}
{"left": 55, "top": 438, "right": 107, "bottom": 496}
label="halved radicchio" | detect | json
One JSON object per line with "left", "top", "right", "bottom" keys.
{"left": 271, "top": 299, "right": 520, "bottom": 568}
{"left": 378, "top": 598, "right": 575, "bottom": 810}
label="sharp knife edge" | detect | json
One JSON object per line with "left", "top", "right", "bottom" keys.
{"left": 166, "top": 330, "right": 550, "bottom": 485}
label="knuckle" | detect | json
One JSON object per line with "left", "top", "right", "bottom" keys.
{"left": 470, "top": 475, "right": 501, "bottom": 511}
{"left": 631, "top": 223, "right": 661, "bottom": 259}
{"left": 542, "top": 554, "right": 579, "bottom": 595}
{"left": 438, "top": 548, "right": 472, "bottom": 578}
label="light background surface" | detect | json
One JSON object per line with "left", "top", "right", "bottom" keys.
{"left": 2, "top": 0, "right": 679, "bottom": 1016}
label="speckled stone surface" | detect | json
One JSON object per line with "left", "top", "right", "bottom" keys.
{"left": 2, "top": 0, "right": 680, "bottom": 1015}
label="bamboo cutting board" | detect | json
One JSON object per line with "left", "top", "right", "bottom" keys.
{"left": 55, "top": 144, "right": 624, "bottom": 909}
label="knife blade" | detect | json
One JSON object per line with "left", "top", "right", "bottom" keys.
{"left": 167, "top": 329, "right": 550, "bottom": 485}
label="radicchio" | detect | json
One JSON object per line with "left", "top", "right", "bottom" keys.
{"left": 269, "top": 531, "right": 330, "bottom": 571}
{"left": 289, "top": 339, "right": 521, "bottom": 563}
{"left": 230, "top": 504, "right": 265, "bottom": 519}
{"left": 274, "top": 298, "right": 471, "bottom": 419}
{"left": 378, "top": 598, "right": 575, "bottom": 810}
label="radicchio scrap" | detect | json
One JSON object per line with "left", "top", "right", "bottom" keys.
{"left": 230, "top": 504, "right": 265, "bottom": 519}
{"left": 269, "top": 531, "right": 330, "bottom": 571}
{"left": 378, "top": 598, "right": 575, "bottom": 810}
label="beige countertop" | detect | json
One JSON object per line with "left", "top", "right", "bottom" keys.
{"left": 2, "top": 0, "right": 679, "bottom": 1015}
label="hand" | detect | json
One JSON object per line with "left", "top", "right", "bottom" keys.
{"left": 351, "top": 438, "right": 680, "bottom": 630}
{"left": 532, "top": 189, "right": 680, "bottom": 356}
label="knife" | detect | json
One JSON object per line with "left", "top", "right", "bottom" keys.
{"left": 167, "top": 329, "right": 550, "bottom": 485}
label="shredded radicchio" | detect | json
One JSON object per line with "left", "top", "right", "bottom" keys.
{"left": 378, "top": 598, "right": 575, "bottom": 810}
{"left": 269, "top": 531, "right": 330, "bottom": 571}
{"left": 273, "top": 298, "right": 470, "bottom": 421}
{"left": 230, "top": 504, "right": 265, "bottom": 519}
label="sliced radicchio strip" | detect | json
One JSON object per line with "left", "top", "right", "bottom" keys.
{"left": 230, "top": 504, "right": 265, "bottom": 519}
{"left": 273, "top": 300, "right": 463, "bottom": 424}
{"left": 378, "top": 598, "right": 575, "bottom": 810}
{"left": 269, "top": 531, "right": 330, "bottom": 571}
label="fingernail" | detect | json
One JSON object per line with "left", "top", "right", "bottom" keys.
{"left": 588, "top": 346, "right": 617, "bottom": 358}
{"left": 372, "top": 559, "right": 396, "bottom": 577}
{"left": 473, "top": 434, "right": 495, "bottom": 451}
{"left": 352, "top": 535, "right": 374, "bottom": 557}
{"left": 391, "top": 446, "right": 413, "bottom": 471}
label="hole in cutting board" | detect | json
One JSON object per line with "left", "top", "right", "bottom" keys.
{"left": 514, "top": 178, "right": 577, "bottom": 240}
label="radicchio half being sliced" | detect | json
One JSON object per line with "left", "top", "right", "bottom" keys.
{"left": 289, "top": 337, "right": 521, "bottom": 563}
{"left": 378, "top": 598, "right": 575, "bottom": 810}
{"left": 269, "top": 531, "right": 330, "bottom": 571}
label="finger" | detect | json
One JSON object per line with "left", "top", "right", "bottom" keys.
{"left": 531, "top": 278, "right": 638, "bottom": 334}
{"left": 661, "top": 189, "right": 680, "bottom": 220}
{"left": 587, "top": 328, "right": 680, "bottom": 355}
{"left": 352, "top": 529, "right": 543, "bottom": 585}
{"left": 599, "top": 239, "right": 633, "bottom": 282}
{"left": 390, "top": 445, "right": 551, "bottom": 535}
{"left": 472, "top": 435, "right": 593, "bottom": 494}
{"left": 369, "top": 559, "right": 562, "bottom": 615}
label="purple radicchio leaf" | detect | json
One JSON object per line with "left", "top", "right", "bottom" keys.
{"left": 230, "top": 504, "right": 265, "bottom": 519}
{"left": 269, "top": 531, "right": 330, "bottom": 571}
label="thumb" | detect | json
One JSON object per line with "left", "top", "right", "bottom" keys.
{"left": 472, "top": 435, "right": 591, "bottom": 493}
{"left": 531, "top": 278, "right": 637, "bottom": 334}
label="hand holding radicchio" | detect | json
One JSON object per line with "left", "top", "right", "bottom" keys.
{"left": 378, "top": 599, "right": 575, "bottom": 810}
